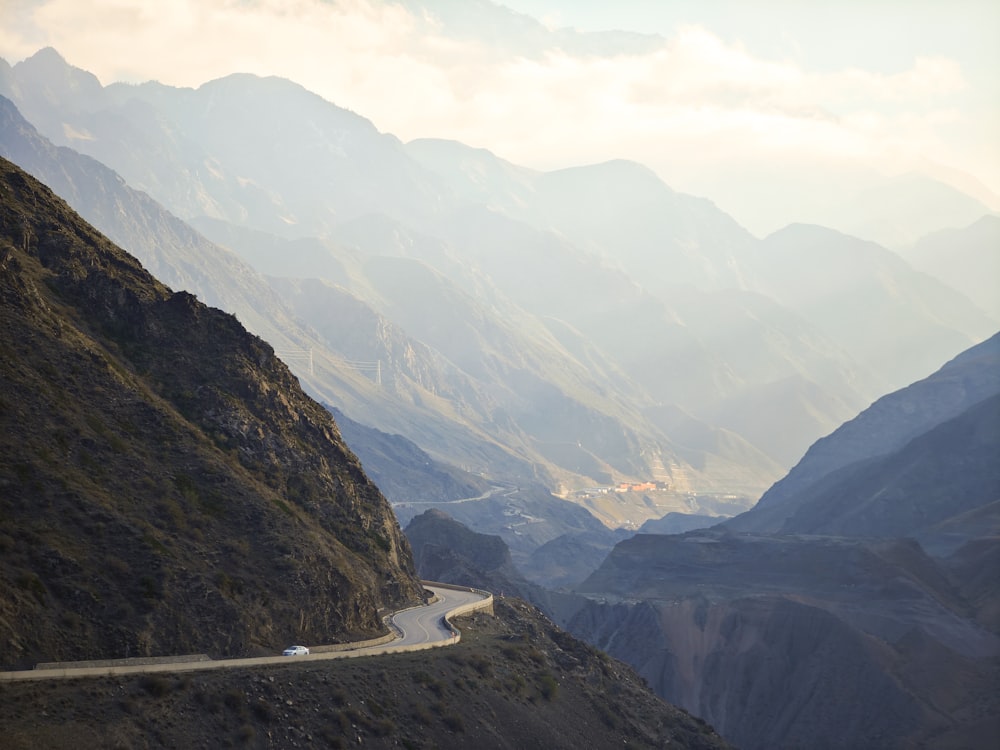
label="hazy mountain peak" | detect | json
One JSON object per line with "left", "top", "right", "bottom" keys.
{"left": 903, "top": 214, "right": 1000, "bottom": 320}
{"left": 546, "top": 158, "right": 675, "bottom": 195}
{"left": 829, "top": 172, "right": 995, "bottom": 248}
{"left": 727, "top": 331, "right": 1000, "bottom": 537}
{"left": 765, "top": 221, "right": 872, "bottom": 243}
{"left": 13, "top": 46, "right": 103, "bottom": 100}
{"left": 17, "top": 45, "right": 69, "bottom": 70}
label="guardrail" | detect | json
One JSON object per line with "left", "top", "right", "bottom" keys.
{"left": 35, "top": 653, "right": 212, "bottom": 670}
{"left": 0, "top": 581, "right": 493, "bottom": 680}
{"left": 420, "top": 581, "right": 494, "bottom": 643}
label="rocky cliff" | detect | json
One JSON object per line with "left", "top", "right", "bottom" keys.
{"left": 563, "top": 336, "right": 1000, "bottom": 749}
{"left": 0, "top": 157, "right": 423, "bottom": 667}
{"left": 405, "top": 509, "right": 531, "bottom": 599}
{"left": 0, "top": 598, "right": 734, "bottom": 750}
{"left": 570, "top": 532, "right": 1000, "bottom": 749}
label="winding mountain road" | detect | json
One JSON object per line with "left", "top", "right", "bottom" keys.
{"left": 389, "top": 584, "right": 471, "bottom": 645}
{"left": 0, "top": 584, "right": 491, "bottom": 682}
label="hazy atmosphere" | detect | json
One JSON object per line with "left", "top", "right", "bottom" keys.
{"left": 1, "top": 3, "right": 997, "bottom": 749}
{"left": 2, "top": 0, "right": 998, "bottom": 235}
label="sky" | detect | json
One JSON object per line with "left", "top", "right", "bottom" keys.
{"left": 1, "top": 0, "right": 997, "bottom": 236}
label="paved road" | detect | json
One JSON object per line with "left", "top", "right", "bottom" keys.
{"left": 392, "top": 484, "right": 518, "bottom": 510}
{"left": 389, "top": 585, "right": 477, "bottom": 645}
{"left": 0, "top": 584, "right": 489, "bottom": 681}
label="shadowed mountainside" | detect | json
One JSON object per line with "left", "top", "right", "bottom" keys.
{"left": 0, "top": 153, "right": 735, "bottom": 749}
{"left": 0, "top": 156, "right": 423, "bottom": 667}
{"left": 0, "top": 599, "right": 733, "bottom": 750}
{"left": 569, "top": 532, "right": 1000, "bottom": 750}
{"left": 1, "top": 47, "right": 994, "bottom": 535}
{"left": 563, "top": 336, "right": 1000, "bottom": 748}
{"left": 405, "top": 509, "right": 532, "bottom": 599}
{"left": 727, "top": 332, "right": 1000, "bottom": 538}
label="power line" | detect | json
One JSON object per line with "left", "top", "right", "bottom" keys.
{"left": 275, "top": 347, "right": 314, "bottom": 375}
{"left": 329, "top": 357, "right": 382, "bottom": 386}
{"left": 276, "top": 348, "right": 383, "bottom": 386}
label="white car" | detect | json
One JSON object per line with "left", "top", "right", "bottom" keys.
{"left": 282, "top": 645, "right": 309, "bottom": 656}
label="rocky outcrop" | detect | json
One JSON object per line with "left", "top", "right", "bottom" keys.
{"left": 0, "top": 157, "right": 423, "bottom": 667}
{"left": 569, "top": 532, "right": 1000, "bottom": 749}
{"left": 405, "top": 509, "right": 530, "bottom": 599}
{"left": 0, "top": 597, "right": 735, "bottom": 750}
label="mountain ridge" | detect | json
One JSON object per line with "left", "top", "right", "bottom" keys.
{"left": 727, "top": 331, "right": 1000, "bottom": 534}
{"left": 2, "top": 47, "right": 994, "bottom": 529}
{"left": 0, "top": 154, "right": 422, "bottom": 666}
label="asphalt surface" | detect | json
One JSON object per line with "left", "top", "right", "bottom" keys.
{"left": 389, "top": 585, "right": 473, "bottom": 645}
{"left": 0, "top": 584, "right": 489, "bottom": 681}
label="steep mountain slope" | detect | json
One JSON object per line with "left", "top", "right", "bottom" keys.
{"left": 0, "top": 94, "right": 315, "bottom": 352}
{"left": 754, "top": 224, "right": 994, "bottom": 393}
{"left": 728, "top": 332, "right": 1000, "bottom": 535}
{"left": 0, "top": 51, "right": 871, "bottom": 454}
{"left": 3, "top": 47, "right": 992, "bottom": 519}
{"left": 325, "top": 405, "right": 491, "bottom": 504}
{"left": 828, "top": 173, "right": 995, "bottom": 248}
{"left": 0, "top": 153, "right": 732, "bottom": 750}
{"left": 903, "top": 215, "right": 1000, "bottom": 321}
{"left": 0, "top": 77, "right": 707, "bottom": 506}
{"left": 0, "top": 156, "right": 423, "bottom": 667}
{"left": 0, "top": 600, "right": 733, "bottom": 750}
{"left": 408, "top": 140, "right": 875, "bottom": 400}
{"left": 563, "top": 336, "right": 1000, "bottom": 748}
{"left": 769, "top": 393, "right": 1000, "bottom": 554}
{"left": 430, "top": 199, "right": 869, "bottom": 427}
{"left": 0, "top": 93, "right": 562, "bottom": 495}
{"left": 405, "top": 509, "right": 532, "bottom": 598}
{"left": 409, "top": 139, "right": 991, "bottom": 420}
{"left": 570, "top": 532, "right": 1000, "bottom": 750}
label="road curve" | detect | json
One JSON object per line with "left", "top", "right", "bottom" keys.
{"left": 0, "top": 583, "right": 491, "bottom": 682}
{"left": 389, "top": 584, "right": 487, "bottom": 646}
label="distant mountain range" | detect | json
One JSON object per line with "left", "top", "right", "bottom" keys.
{"left": 4, "top": 41, "right": 997, "bottom": 750}
{"left": 562, "top": 333, "right": 1000, "bottom": 749}
{"left": 397, "top": 331, "right": 1000, "bottom": 746}
{"left": 902, "top": 215, "right": 1000, "bottom": 320}
{"left": 1, "top": 47, "right": 996, "bottom": 532}
{"left": 0, "top": 156, "right": 730, "bottom": 749}
{"left": 728, "top": 332, "right": 1000, "bottom": 550}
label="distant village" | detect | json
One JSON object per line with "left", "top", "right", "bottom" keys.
{"left": 572, "top": 481, "right": 671, "bottom": 498}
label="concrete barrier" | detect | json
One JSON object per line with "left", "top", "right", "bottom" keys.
{"left": 0, "top": 581, "right": 493, "bottom": 681}
{"left": 419, "top": 581, "right": 495, "bottom": 641}
{"left": 35, "top": 653, "right": 212, "bottom": 670}
{"left": 311, "top": 633, "right": 396, "bottom": 654}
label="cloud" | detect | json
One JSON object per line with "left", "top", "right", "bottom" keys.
{"left": 12, "top": 0, "right": 420, "bottom": 86}
{"left": 0, "top": 0, "right": 994, "bottom": 229}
